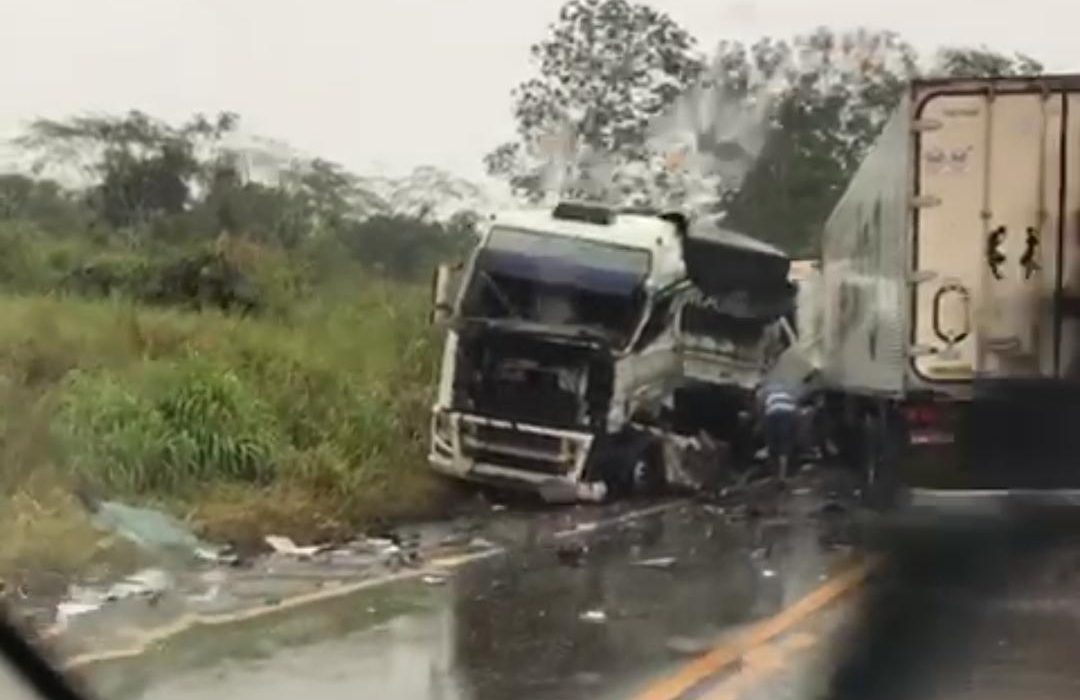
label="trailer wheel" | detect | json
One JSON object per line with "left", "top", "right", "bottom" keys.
{"left": 862, "top": 405, "right": 902, "bottom": 510}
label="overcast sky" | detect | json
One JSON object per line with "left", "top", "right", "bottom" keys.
{"left": 1, "top": 0, "right": 1077, "bottom": 180}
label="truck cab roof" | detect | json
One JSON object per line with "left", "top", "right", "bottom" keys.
{"left": 487, "top": 206, "right": 688, "bottom": 291}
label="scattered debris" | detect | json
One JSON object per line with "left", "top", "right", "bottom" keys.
{"left": 491, "top": 504, "right": 508, "bottom": 512}
{"left": 105, "top": 568, "right": 171, "bottom": 601}
{"left": 579, "top": 609, "right": 607, "bottom": 623}
{"left": 87, "top": 499, "right": 211, "bottom": 559}
{"left": 421, "top": 574, "right": 449, "bottom": 586}
{"left": 750, "top": 547, "right": 769, "bottom": 561}
{"left": 761, "top": 568, "right": 777, "bottom": 578}
{"left": 265, "top": 535, "right": 326, "bottom": 559}
{"left": 666, "top": 635, "right": 713, "bottom": 655}
{"left": 556, "top": 543, "right": 588, "bottom": 567}
{"left": 792, "top": 487, "right": 812, "bottom": 496}
{"left": 54, "top": 567, "right": 174, "bottom": 629}
{"left": 187, "top": 585, "right": 221, "bottom": 604}
{"left": 633, "top": 556, "right": 677, "bottom": 570}
{"left": 468, "top": 537, "right": 496, "bottom": 550}
{"left": 55, "top": 602, "right": 100, "bottom": 630}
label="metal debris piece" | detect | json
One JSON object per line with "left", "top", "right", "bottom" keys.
{"left": 579, "top": 609, "right": 607, "bottom": 623}
{"left": 55, "top": 602, "right": 100, "bottom": 629}
{"left": 762, "top": 568, "right": 777, "bottom": 578}
{"left": 633, "top": 556, "right": 677, "bottom": 569}
{"left": 422, "top": 574, "right": 448, "bottom": 585}
{"left": 666, "top": 636, "right": 713, "bottom": 655}
{"left": 264, "top": 535, "right": 324, "bottom": 558}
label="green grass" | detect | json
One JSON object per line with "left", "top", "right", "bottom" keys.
{"left": 0, "top": 281, "right": 450, "bottom": 581}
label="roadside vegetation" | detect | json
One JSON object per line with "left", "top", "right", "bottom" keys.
{"left": 0, "top": 113, "right": 473, "bottom": 587}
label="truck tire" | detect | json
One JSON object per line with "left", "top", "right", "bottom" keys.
{"left": 862, "top": 405, "right": 902, "bottom": 510}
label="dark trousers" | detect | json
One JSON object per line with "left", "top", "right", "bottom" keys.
{"left": 763, "top": 409, "right": 796, "bottom": 478}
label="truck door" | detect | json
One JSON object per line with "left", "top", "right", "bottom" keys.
{"left": 913, "top": 89, "right": 1066, "bottom": 382}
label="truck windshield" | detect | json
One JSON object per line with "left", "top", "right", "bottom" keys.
{"left": 459, "top": 227, "right": 651, "bottom": 347}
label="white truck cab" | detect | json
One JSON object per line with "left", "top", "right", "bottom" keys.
{"left": 428, "top": 202, "right": 691, "bottom": 500}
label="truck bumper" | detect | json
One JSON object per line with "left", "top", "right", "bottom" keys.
{"left": 428, "top": 411, "right": 604, "bottom": 502}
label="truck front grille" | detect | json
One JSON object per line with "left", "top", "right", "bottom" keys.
{"left": 460, "top": 421, "right": 580, "bottom": 476}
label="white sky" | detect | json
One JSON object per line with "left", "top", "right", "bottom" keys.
{"left": 1, "top": 0, "right": 1077, "bottom": 179}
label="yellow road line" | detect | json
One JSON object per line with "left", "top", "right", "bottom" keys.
{"left": 632, "top": 556, "right": 881, "bottom": 700}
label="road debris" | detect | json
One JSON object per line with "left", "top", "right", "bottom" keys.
{"left": 761, "top": 568, "right": 778, "bottom": 578}
{"left": 85, "top": 498, "right": 219, "bottom": 560}
{"left": 579, "top": 609, "right": 607, "bottom": 623}
{"left": 633, "top": 557, "right": 677, "bottom": 570}
{"left": 556, "top": 543, "right": 588, "bottom": 567}
{"left": 666, "top": 635, "right": 713, "bottom": 655}
{"left": 421, "top": 574, "right": 449, "bottom": 586}
{"left": 105, "top": 568, "right": 171, "bottom": 601}
{"left": 264, "top": 535, "right": 325, "bottom": 559}
{"left": 54, "top": 602, "right": 100, "bottom": 630}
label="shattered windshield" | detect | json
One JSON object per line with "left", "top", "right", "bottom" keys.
{"left": 459, "top": 227, "right": 651, "bottom": 346}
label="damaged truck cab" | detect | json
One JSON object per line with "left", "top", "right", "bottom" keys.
{"left": 428, "top": 202, "right": 691, "bottom": 501}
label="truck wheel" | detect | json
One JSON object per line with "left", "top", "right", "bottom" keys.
{"left": 862, "top": 407, "right": 901, "bottom": 510}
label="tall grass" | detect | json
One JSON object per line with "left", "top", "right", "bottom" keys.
{"left": 0, "top": 277, "right": 448, "bottom": 574}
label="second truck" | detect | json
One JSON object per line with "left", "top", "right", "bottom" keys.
{"left": 814, "top": 74, "right": 1080, "bottom": 502}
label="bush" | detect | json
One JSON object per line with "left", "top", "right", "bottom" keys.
{"left": 55, "top": 360, "right": 281, "bottom": 493}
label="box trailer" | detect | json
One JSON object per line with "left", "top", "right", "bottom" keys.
{"left": 820, "top": 75, "right": 1080, "bottom": 499}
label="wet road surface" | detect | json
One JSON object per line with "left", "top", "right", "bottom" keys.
{"left": 80, "top": 476, "right": 856, "bottom": 700}
{"left": 76, "top": 477, "right": 1080, "bottom": 700}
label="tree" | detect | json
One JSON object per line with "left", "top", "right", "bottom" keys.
{"left": 714, "top": 28, "right": 918, "bottom": 256}
{"left": 932, "top": 47, "right": 1043, "bottom": 78}
{"left": 485, "top": 0, "right": 704, "bottom": 201}
{"left": 0, "top": 174, "right": 91, "bottom": 233}
{"left": 16, "top": 111, "right": 238, "bottom": 229}
{"left": 337, "top": 215, "right": 473, "bottom": 281}
{"left": 717, "top": 35, "right": 1043, "bottom": 256}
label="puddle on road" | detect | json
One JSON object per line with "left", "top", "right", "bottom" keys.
{"left": 79, "top": 494, "right": 855, "bottom": 700}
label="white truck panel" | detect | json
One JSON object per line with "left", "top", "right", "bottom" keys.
{"left": 823, "top": 76, "right": 1080, "bottom": 399}
{"left": 914, "top": 91, "right": 1062, "bottom": 382}
{"left": 822, "top": 99, "right": 911, "bottom": 396}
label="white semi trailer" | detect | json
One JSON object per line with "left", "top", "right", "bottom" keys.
{"left": 819, "top": 75, "right": 1080, "bottom": 502}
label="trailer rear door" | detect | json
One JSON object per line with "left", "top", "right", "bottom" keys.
{"left": 913, "top": 87, "right": 1068, "bottom": 383}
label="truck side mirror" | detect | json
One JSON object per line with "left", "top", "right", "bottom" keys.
{"left": 430, "top": 262, "right": 463, "bottom": 326}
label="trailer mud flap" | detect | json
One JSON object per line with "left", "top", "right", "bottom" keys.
{"left": 963, "top": 378, "right": 1080, "bottom": 488}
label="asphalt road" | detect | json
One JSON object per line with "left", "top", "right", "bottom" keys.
{"left": 76, "top": 474, "right": 1080, "bottom": 700}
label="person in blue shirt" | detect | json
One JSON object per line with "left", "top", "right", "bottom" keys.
{"left": 757, "top": 380, "right": 799, "bottom": 480}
